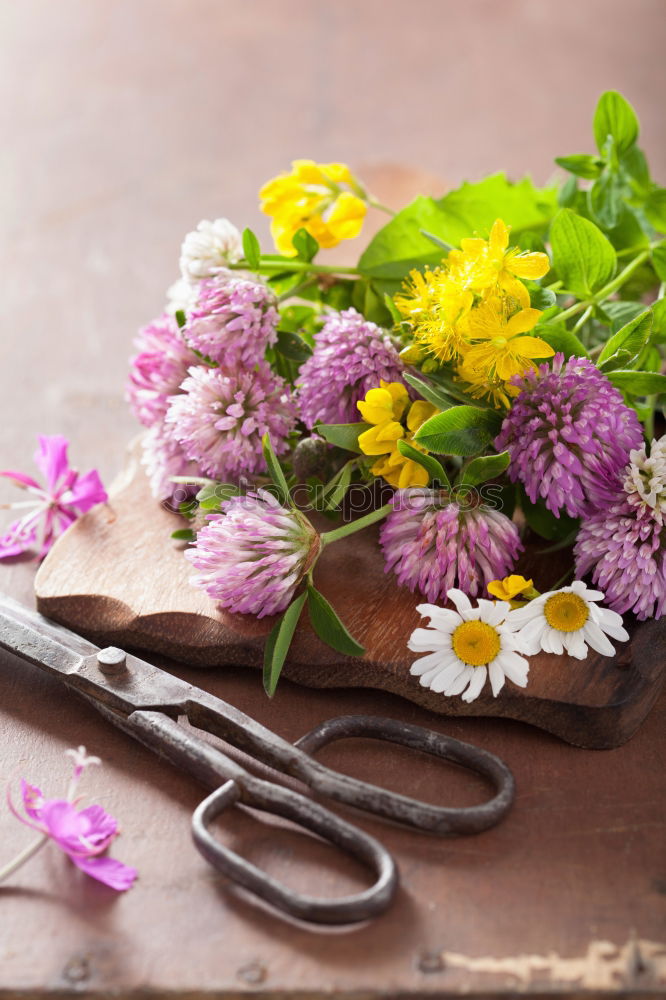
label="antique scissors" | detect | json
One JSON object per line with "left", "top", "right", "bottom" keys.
{"left": 0, "top": 594, "right": 514, "bottom": 925}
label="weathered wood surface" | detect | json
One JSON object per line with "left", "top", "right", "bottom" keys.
{"left": 35, "top": 448, "right": 666, "bottom": 750}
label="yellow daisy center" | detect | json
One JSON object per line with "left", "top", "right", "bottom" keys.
{"left": 451, "top": 620, "right": 501, "bottom": 667}
{"left": 543, "top": 592, "right": 589, "bottom": 632}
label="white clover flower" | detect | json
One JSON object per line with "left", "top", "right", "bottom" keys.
{"left": 624, "top": 435, "right": 666, "bottom": 516}
{"left": 165, "top": 276, "right": 198, "bottom": 316}
{"left": 408, "top": 589, "right": 530, "bottom": 703}
{"left": 509, "top": 581, "right": 629, "bottom": 659}
{"left": 179, "top": 218, "right": 243, "bottom": 282}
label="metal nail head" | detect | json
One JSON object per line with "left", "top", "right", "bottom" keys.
{"left": 96, "top": 647, "right": 128, "bottom": 675}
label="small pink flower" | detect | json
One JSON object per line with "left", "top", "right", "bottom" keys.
{"left": 3, "top": 747, "right": 136, "bottom": 892}
{"left": 0, "top": 436, "right": 107, "bottom": 559}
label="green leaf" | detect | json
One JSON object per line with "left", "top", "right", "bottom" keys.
{"left": 242, "top": 228, "right": 261, "bottom": 269}
{"left": 171, "top": 528, "right": 195, "bottom": 542}
{"left": 645, "top": 188, "right": 666, "bottom": 233}
{"left": 435, "top": 173, "right": 557, "bottom": 245}
{"left": 358, "top": 196, "right": 446, "bottom": 279}
{"left": 459, "top": 451, "right": 510, "bottom": 487}
{"left": 597, "top": 349, "right": 635, "bottom": 374}
{"left": 597, "top": 308, "right": 652, "bottom": 367}
{"left": 291, "top": 227, "right": 319, "bottom": 262}
{"left": 175, "top": 309, "right": 187, "bottom": 330}
{"left": 589, "top": 171, "right": 623, "bottom": 229}
{"left": 414, "top": 406, "right": 503, "bottom": 457}
{"left": 528, "top": 285, "right": 557, "bottom": 310}
{"left": 276, "top": 329, "right": 313, "bottom": 362}
{"left": 621, "top": 146, "right": 651, "bottom": 197}
{"left": 196, "top": 482, "right": 241, "bottom": 510}
{"left": 403, "top": 372, "right": 455, "bottom": 410}
{"left": 520, "top": 489, "right": 580, "bottom": 542}
{"left": 603, "top": 300, "right": 648, "bottom": 333}
{"left": 263, "top": 592, "right": 308, "bottom": 696}
{"left": 549, "top": 208, "right": 616, "bottom": 299}
{"left": 323, "top": 460, "right": 353, "bottom": 510}
{"left": 535, "top": 322, "right": 589, "bottom": 359}
{"left": 607, "top": 370, "right": 666, "bottom": 395}
{"left": 307, "top": 585, "right": 365, "bottom": 657}
{"left": 651, "top": 241, "right": 666, "bottom": 283}
{"left": 262, "top": 432, "right": 291, "bottom": 504}
{"left": 651, "top": 298, "right": 666, "bottom": 344}
{"left": 396, "top": 439, "right": 450, "bottom": 488}
{"left": 593, "top": 90, "right": 639, "bottom": 157}
{"left": 555, "top": 154, "right": 604, "bottom": 180}
{"left": 316, "top": 422, "right": 368, "bottom": 453}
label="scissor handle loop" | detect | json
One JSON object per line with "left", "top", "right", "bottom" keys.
{"left": 295, "top": 715, "right": 515, "bottom": 835}
{"left": 191, "top": 775, "right": 397, "bottom": 925}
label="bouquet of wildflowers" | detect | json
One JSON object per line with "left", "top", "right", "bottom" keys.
{"left": 127, "top": 91, "right": 665, "bottom": 700}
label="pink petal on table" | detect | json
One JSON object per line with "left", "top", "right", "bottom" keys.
{"left": 0, "top": 469, "right": 41, "bottom": 490}
{"left": 0, "top": 519, "right": 38, "bottom": 559}
{"left": 34, "top": 435, "right": 70, "bottom": 492}
{"left": 65, "top": 469, "right": 108, "bottom": 512}
{"left": 40, "top": 799, "right": 90, "bottom": 853}
{"left": 70, "top": 853, "right": 138, "bottom": 891}
{"left": 77, "top": 803, "right": 118, "bottom": 846}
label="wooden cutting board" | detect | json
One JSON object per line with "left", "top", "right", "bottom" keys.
{"left": 34, "top": 445, "right": 666, "bottom": 750}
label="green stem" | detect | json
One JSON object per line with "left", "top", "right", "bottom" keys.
{"left": 573, "top": 304, "right": 593, "bottom": 337}
{"left": 230, "top": 260, "right": 359, "bottom": 277}
{"left": 277, "top": 277, "right": 318, "bottom": 303}
{"left": 644, "top": 396, "right": 656, "bottom": 439}
{"left": 368, "top": 198, "right": 395, "bottom": 216}
{"left": 547, "top": 249, "right": 651, "bottom": 326}
{"left": 320, "top": 502, "right": 393, "bottom": 546}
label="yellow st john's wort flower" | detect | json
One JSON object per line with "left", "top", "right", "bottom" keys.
{"left": 462, "top": 301, "right": 554, "bottom": 383}
{"left": 394, "top": 268, "right": 473, "bottom": 363}
{"left": 259, "top": 160, "right": 367, "bottom": 256}
{"left": 448, "top": 218, "right": 550, "bottom": 307}
{"left": 357, "top": 383, "right": 437, "bottom": 489}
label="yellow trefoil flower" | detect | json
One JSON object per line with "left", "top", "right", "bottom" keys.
{"left": 487, "top": 575, "right": 539, "bottom": 606}
{"left": 448, "top": 218, "right": 551, "bottom": 307}
{"left": 462, "top": 301, "right": 554, "bottom": 383}
{"left": 259, "top": 159, "right": 367, "bottom": 256}
{"left": 357, "top": 383, "right": 437, "bottom": 489}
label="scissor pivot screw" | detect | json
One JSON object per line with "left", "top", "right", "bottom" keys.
{"left": 97, "top": 647, "right": 127, "bottom": 675}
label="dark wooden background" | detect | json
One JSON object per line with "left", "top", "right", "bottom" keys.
{"left": 1, "top": 1, "right": 665, "bottom": 996}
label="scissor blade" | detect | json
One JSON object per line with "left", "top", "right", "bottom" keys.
{"left": 0, "top": 593, "right": 96, "bottom": 676}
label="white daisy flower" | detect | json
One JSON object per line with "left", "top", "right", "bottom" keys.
{"left": 407, "top": 589, "right": 530, "bottom": 703}
{"left": 179, "top": 218, "right": 243, "bottom": 282}
{"left": 508, "top": 580, "right": 629, "bottom": 660}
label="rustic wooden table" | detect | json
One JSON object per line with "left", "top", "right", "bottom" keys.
{"left": 1, "top": 2, "right": 665, "bottom": 996}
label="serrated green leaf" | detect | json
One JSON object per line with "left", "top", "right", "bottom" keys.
{"left": 549, "top": 209, "right": 616, "bottom": 299}
{"left": 316, "top": 422, "right": 369, "bottom": 453}
{"left": 597, "top": 308, "right": 652, "bottom": 366}
{"left": 291, "top": 227, "right": 319, "bottom": 262}
{"left": 608, "top": 370, "right": 666, "bottom": 395}
{"left": 242, "top": 228, "right": 261, "bottom": 269}
{"left": 593, "top": 91, "right": 639, "bottom": 157}
{"left": 603, "top": 300, "right": 648, "bottom": 333}
{"left": 535, "top": 322, "right": 589, "bottom": 360}
{"left": 276, "top": 329, "right": 313, "bottom": 362}
{"left": 263, "top": 592, "right": 307, "bottom": 696}
{"left": 555, "top": 154, "right": 604, "bottom": 180}
{"left": 414, "top": 406, "right": 503, "bottom": 457}
{"left": 396, "top": 439, "right": 450, "bottom": 488}
{"left": 598, "top": 349, "right": 635, "bottom": 374}
{"left": 459, "top": 451, "right": 510, "bottom": 488}
{"left": 645, "top": 188, "right": 666, "bottom": 233}
{"left": 403, "top": 372, "right": 455, "bottom": 411}
{"left": 262, "top": 432, "right": 291, "bottom": 504}
{"left": 307, "top": 585, "right": 365, "bottom": 657}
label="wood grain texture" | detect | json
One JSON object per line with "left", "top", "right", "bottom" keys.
{"left": 35, "top": 446, "right": 666, "bottom": 750}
